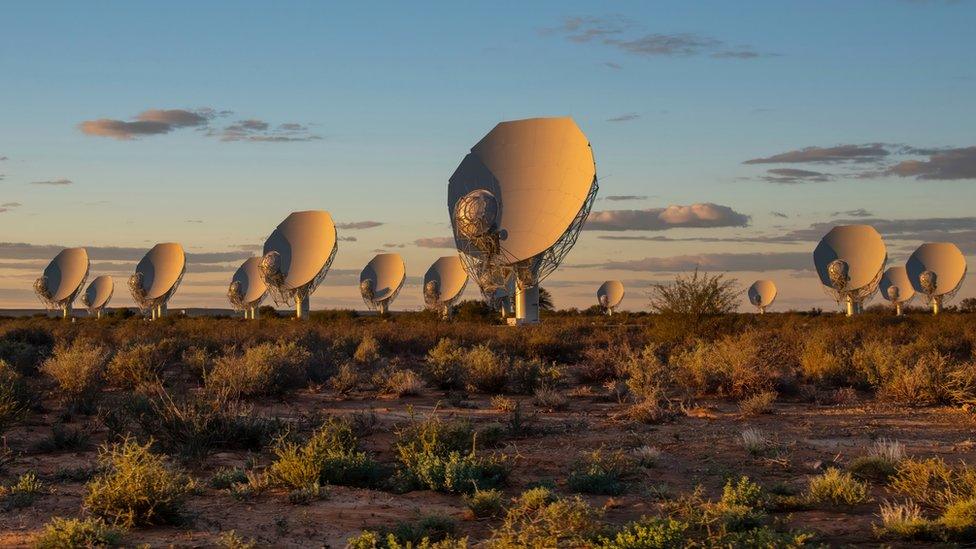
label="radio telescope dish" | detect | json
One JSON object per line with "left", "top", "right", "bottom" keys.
{"left": 448, "top": 117, "right": 598, "bottom": 325}
{"left": 81, "top": 275, "right": 114, "bottom": 318}
{"left": 596, "top": 280, "right": 624, "bottom": 316}
{"left": 228, "top": 257, "right": 268, "bottom": 320}
{"left": 360, "top": 253, "right": 405, "bottom": 315}
{"left": 34, "top": 247, "right": 89, "bottom": 319}
{"left": 129, "top": 243, "right": 185, "bottom": 320}
{"left": 261, "top": 211, "right": 338, "bottom": 320}
{"left": 423, "top": 256, "right": 469, "bottom": 319}
{"left": 879, "top": 266, "right": 915, "bottom": 316}
{"left": 813, "top": 225, "right": 886, "bottom": 316}
{"left": 747, "top": 280, "right": 777, "bottom": 314}
{"left": 906, "top": 242, "right": 967, "bottom": 315}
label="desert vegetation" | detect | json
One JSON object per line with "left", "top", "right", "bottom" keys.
{"left": 2, "top": 298, "right": 976, "bottom": 545}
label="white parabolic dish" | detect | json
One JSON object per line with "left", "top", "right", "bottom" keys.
{"left": 84, "top": 275, "right": 114, "bottom": 310}
{"left": 135, "top": 243, "right": 186, "bottom": 300}
{"left": 879, "top": 266, "right": 915, "bottom": 303}
{"left": 424, "top": 256, "right": 469, "bottom": 305}
{"left": 597, "top": 280, "right": 625, "bottom": 309}
{"left": 748, "top": 280, "right": 777, "bottom": 308}
{"left": 42, "top": 247, "right": 90, "bottom": 303}
{"left": 232, "top": 257, "right": 268, "bottom": 305}
{"left": 263, "top": 211, "right": 337, "bottom": 291}
{"left": 448, "top": 116, "right": 598, "bottom": 265}
{"left": 813, "top": 225, "right": 887, "bottom": 291}
{"left": 361, "top": 253, "right": 406, "bottom": 304}
{"left": 906, "top": 242, "right": 967, "bottom": 296}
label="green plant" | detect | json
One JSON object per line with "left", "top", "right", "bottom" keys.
{"left": 0, "top": 359, "right": 32, "bottom": 433}
{"left": 425, "top": 338, "right": 465, "bottom": 389}
{"left": 34, "top": 422, "right": 91, "bottom": 452}
{"left": 739, "top": 391, "right": 777, "bottom": 416}
{"left": 210, "top": 467, "right": 248, "bottom": 489}
{"left": 330, "top": 362, "right": 361, "bottom": 395}
{"left": 464, "top": 345, "right": 507, "bottom": 393}
{"left": 33, "top": 517, "right": 123, "bottom": 548}
{"left": 849, "top": 438, "right": 905, "bottom": 482}
{"left": 2, "top": 471, "right": 44, "bottom": 510}
{"left": 205, "top": 341, "right": 311, "bottom": 398}
{"left": 806, "top": 468, "right": 869, "bottom": 506}
{"left": 354, "top": 333, "right": 382, "bottom": 365}
{"left": 216, "top": 530, "right": 257, "bottom": 549}
{"left": 940, "top": 498, "right": 976, "bottom": 541}
{"left": 874, "top": 500, "right": 935, "bottom": 540}
{"left": 463, "top": 488, "right": 505, "bottom": 518}
{"left": 533, "top": 386, "right": 568, "bottom": 411}
{"left": 596, "top": 517, "right": 689, "bottom": 548}
{"left": 84, "top": 438, "right": 192, "bottom": 527}
{"left": 41, "top": 340, "right": 109, "bottom": 413}
{"left": 567, "top": 448, "right": 631, "bottom": 496}
{"left": 889, "top": 457, "right": 976, "bottom": 509}
{"left": 487, "top": 487, "right": 604, "bottom": 548}
{"left": 106, "top": 342, "right": 167, "bottom": 388}
{"left": 383, "top": 369, "right": 424, "bottom": 397}
{"left": 266, "top": 417, "right": 381, "bottom": 491}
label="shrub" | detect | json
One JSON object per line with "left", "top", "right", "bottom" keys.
{"left": 84, "top": 438, "right": 191, "bottom": 527}
{"left": 266, "top": 417, "right": 381, "bottom": 491}
{"left": 567, "top": 448, "right": 631, "bottom": 495}
{"left": 464, "top": 488, "right": 504, "bottom": 518}
{"left": 34, "top": 423, "right": 91, "bottom": 453}
{"left": 487, "top": 487, "right": 604, "bottom": 548}
{"left": 464, "top": 345, "right": 507, "bottom": 393}
{"left": 354, "top": 333, "right": 381, "bottom": 365}
{"left": 596, "top": 517, "right": 689, "bottom": 548}
{"left": 1, "top": 471, "right": 44, "bottom": 510}
{"left": 849, "top": 438, "right": 904, "bottom": 482}
{"left": 0, "top": 359, "right": 32, "bottom": 433}
{"left": 671, "top": 332, "right": 783, "bottom": 398}
{"left": 216, "top": 530, "right": 257, "bottom": 549}
{"left": 533, "top": 386, "right": 568, "bottom": 411}
{"left": 382, "top": 369, "right": 424, "bottom": 397}
{"left": 347, "top": 531, "right": 468, "bottom": 549}
{"left": 739, "top": 391, "right": 777, "bottom": 416}
{"left": 889, "top": 457, "right": 976, "bottom": 509}
{"left": 0, "top": 326, "right": 54, "bottom": 375}
{"left": 632, "top": 445, "right": 662, "bottom": 468}
{"left": 206, "top": 341, "right": 311, "bottom": 398}
{"left": 33, "top": 517, "right": 123, "bottom": 548}
{"left": 106, "top": 342, "right": 167, "bottom": 388}
{"left": 799, "top": 328, "right": 856, "bottom": 384}
{"left": 877, "top": 352, "right": 959, "bottom": 406}
{"left": 940, "top": 498, "right": 976, "bottom": 541}
{"left": 875, "top": 500, "right": 935, "bottom": 540}
{"left": 425, "top": 338, "right": 465, "bottom": 389}
{"left": 721, "top": 476, "right": 769, "bottom": 510}
{"left": 330, "top": 362, "right": 360, "bottom": 395}
{"left": 41, "top": 340, "right": 109, "bottom": 412}
{"left": 387, "top": 514, "right": 458, "bottom": 545}
{"left": 740, "top": 428, "right": 770, "bottom": 456}
{"left": 210, "top": 467, "right": 248, "bottom": 489}
{"left": 806, "top": 468, "right": 869, "bottom": 506}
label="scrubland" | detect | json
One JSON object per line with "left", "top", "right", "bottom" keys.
{"left": 2, "top": 305, "right": 976, "bottom": 546}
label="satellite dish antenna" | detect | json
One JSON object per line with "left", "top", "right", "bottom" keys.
{"left": 228, "top": 257, "right": 268, "bottom": 320}
{"left": 879, "top": 266, "right": 915, "bottom": 316}
{"left": 360, "top": 253, "right": 406, "bottom": 315}
{"left": 423, "top": 255, "right": 469, "bottom": 319}
{"left": 596, "top": 280, "right": 625, "bottom": 316}
{"left": 34, "top": 247, "right": 89, "bottom": 319}
{"left": 260, "top": 211, "right": 338, "bottom": 320}
{"left": 813, "top": 225, "right": 886, "bottom": 316}
{"left": 129, "top": 243, "right": 186, "bottom": 320}
{"left": 906, "top": 242, "right": 967, "bottom": 315}
{"left": 81, "top": 275, "right": 114, "bottom": 319}
{"left": 747, "top": 280, "right": 777, "bottom": 314}
{"left": 449, "top": 117, "right": 598, "bottom": 325}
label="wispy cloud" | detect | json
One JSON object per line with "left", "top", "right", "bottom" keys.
{"left": 414, "top": 237, "right": 455, "bottom": 248}
{"left": 31, "top": 178, "right": 73, "bottom": 186}
{"left": 770, "top": 211, "right": 788, "bottom": 218}
{"left": 603, "top": 195, "right": 648, "bottom": 201}
{"left": 336, "top": 221, "right": 383, "bottom": 230}
{"left": 586, "top": 203, "right": 750, "bottom": 231}
{"left": 607, "top": 113, "right": 640, "bottom": 123}
{"left": 217, "top": 120, "right": 320, "bottom": 143}
{"left": 0, "top": 242, "right": 251, "bottom": 265}
{"left": 1, "top": 202, "right": 21, "bottom": 208}
{"left": 761, "top": 168, "right": 833, "bottom": 184}
{"left": 544, "top": 16, "right": 769, "bottom": 60}
{"left": 744, "top": 144, "right": 889, "bottom": 164}
{"left": 80, "top": 107, "right": 319, "bottom": 143}
{"left": 577, "top": 251, "right": 811, "bottom": 272}
{"left": 831, "top": 208, "right": 873, "bottom": 218}
{"left": 880, "top": 146, "right": 976, "bottom": 180}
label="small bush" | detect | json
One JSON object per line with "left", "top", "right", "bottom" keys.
{"left": 487, "top": 487, "right": 604, "bottom": 548}
{"left": 849, "top": 439, "right": 905, "bottom": 482}
{"left": 740, "top": 428, "right": 770, "bottom": 456}
{"left": 739, "top": 391, "right": 777, "bottom": 416}
{"left": 206, "top": 341, "right": 311, "bottom": 398}
{"left": 596, "top": 517, "right": 689, "bottom": 548}
{"left": 0, "top": 359, "right": 32, "bottom": 433}
{"left": 266, "top": 417, "right": 381, "bottom": 491}
{"left": 216, "top": 530, "right": 257, "bottom": 549}
{"left": 806, "top": 468, "right": 869, "bottom": 506}
{"left": 330, "top": 362, "right": 361, "bottom": 395}
{"left": 875, "top": 500, "right": 935, "bottom": 540}
{"left": 382, "top": 369, "right": 424, "bottom": 397}
{"left": 533, "top": 386, "right": 568, "bottom": 411}
{"left": 84, "top": 438, "right": 191, "bottom": 527}
{"left": 106, "top": 342, "right": 166, "bottom": 388}
{"left": 464, "top": 488, "right": 504, "bottom": 518}
{"left": 0, "top": 326, "right": 54, "bottom": 375}
{"left": 890, "top": 457, "right": 976, "bottom": 510}
{"left": 210, "top": 467, "right": 248, "bottom": 489}
{"left": 940, "top": 498, "right": 976, "bottom": 541}
{"left": 425, "top": 338, "right": 465, "bottom": 389}
{"left": 41, "top": 340, "right": 109, "bottom": 412}
{"left": 464, "top": 345, "right": 507, "bottom": 393}
{"left": 1, "top": 471, "right": 44, "bottom": 510}
{"left": 567, "top": 448, "right": 630, "bottom": 495}
{"left": 34, "top": 423, "right": 91, "bottom": 453}
{"left": 354, "top": 333, "right": 381, "bottom": 365}
{"left": 632, "top": 445, "right": 662, "bottom": 468}
{"left": 33, "top": 517, "right": 123, "bottom": 548}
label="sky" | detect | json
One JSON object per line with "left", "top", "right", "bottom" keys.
{"left": 1, "top": 0, "right": 975, "bottom": 313}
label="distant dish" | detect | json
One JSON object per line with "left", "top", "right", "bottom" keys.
{"left": 423, "top": 256, "right": 469, "bottom": 319}
{"left": 747, "top": 280, "right": 777, "bottom": 314}
{"left": 34, "top": 247, "right": 89, "bottom": 319}
{"left": 449, "top": 117, "right": 598, "bottom": 325}
{"left": 361, "top": 253, "right": 406, "bottom": 314}
{"left": 813, "top": 225, "right": 886, "bottom": 316}
{"left": 228, "top": 257, "right": 268, "bottom": 319}
{"left": 261, "top": 211, "right": 338, "bottom": 319}
{"left": 597, "top": 280, "right": 625, "bottom": 316}
{"left": 906, "top": 242, "right": 967, "bottom": 315}
{"left": 879, "top": 266, "right": 915, "bottom": 316}
{"left": 81, "top": 275, "right": 114, "bottom": 318}
{"left": 129, "top": 243, "right": 185, "bottom": 320}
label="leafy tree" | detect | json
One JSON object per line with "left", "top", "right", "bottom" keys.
{"left": 960, "top": 297, "right": 976, "bottom": 313}
{"left": 649, "top": 269, "right": 740, "bottom": 318}
{"left": 538, "top": 288, "right": 554, "bottom": 312}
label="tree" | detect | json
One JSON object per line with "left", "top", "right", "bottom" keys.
{"left": 648, "top": 269, "right": 740, "bottom": 317}
{"left": 538, "top": 287, "right": 554, "bottom": 312}
{"left": 960, "top": 297, "right": 976, "bottom": 313}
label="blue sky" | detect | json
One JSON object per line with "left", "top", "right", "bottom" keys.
{"left": 1, "top": 1, "right": 975, "bottom": 311}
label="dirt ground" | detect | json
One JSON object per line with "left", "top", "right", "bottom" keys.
{"left": 2, "top": 383, "right": 974, "bottom": 548}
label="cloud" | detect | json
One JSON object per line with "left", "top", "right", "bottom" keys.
{"left": 186, "top": 219, "right": 204, "bottom": 223}
{"left": 744, "top": 144, "right": 890, "bottom": 164}
{"left": 545, "top": 16, "right": 768, "bottom": 59}
{"left": 1, "top": 202, "right": 22, "bottom": 208}
{"left": 607, "top": 113, "right": 640, "bottom": 122}
{"left": 0, "top": 156, "right": 7, "bottom": 161}
{"left": 761, "top": 168, "right": 833, "bottom": 184}
{"left": 414, "top": 237, "right": 456, "bottom": 248}
{"left": 831, "top": 208, "right": 873, "bottom": 218}
{"left": 603, "top": 61, "right": 623, "bottom": 70}
{"left": 336, "top": 221, "right": 383, "bottom": 230}
{"left": 585, "top": 203, "right": 750, "bottom": 231}
{"left": 383, "top": 243, "right": 406, "bottom": 248}
{"left": 603, "top": 195, "right": 648, "bottom": 201}
{"left": 31, "top": 179, "right": 73, "bottom": 186}
{"left": 770, "top": 211, "right": 788, "bottom": 218}
{"left": 338, "top": 236, "right": 358, "bottom": 242}
{"left": 80, "top": 108, "right": 213, "bottom": 139}
{"left": 881, "top": 146, "right": 976, "bottom": 180}
{"left": 0, "top": 242, "right": 249, "bottom": 265}
{"left": 217, "top": 118, "right": 320, "bottom": 143}
{"left": 578, "top": 252, "right": 811, "bottom": 272}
